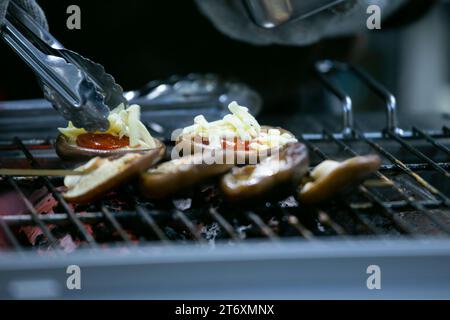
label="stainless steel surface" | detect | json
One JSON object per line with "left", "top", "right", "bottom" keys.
{"left": 1, "top": 238, "right": 450, "bottom": 299}
{"left": 245, "top": 0, "right": 345, "bottom": 28}
{"left": 0, "top": 2, "right": 128, "bottom": 131}
{"left": 315, "top": 60, "right": 402, "bottom": 136}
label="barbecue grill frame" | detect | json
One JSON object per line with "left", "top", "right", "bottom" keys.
{"left": 1, "top": 238, "right": 450, "bottom": 299}
{"left": 1, "top": 61, "right": 450, "bottom": 299}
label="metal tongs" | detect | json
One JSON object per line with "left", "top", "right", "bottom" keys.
{"left": 1, "top": 1, "right": 128, "bottom": 131}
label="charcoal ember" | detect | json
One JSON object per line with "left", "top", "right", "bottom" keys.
{"left": 17, "top": 187, "right": 88, "bottom": 253}
{"left": 33, "top": 232, "right": 76, "bottom": 254}
{"left": 0, "top": 191, "right": 22, "bottom": 248}
{"left": 0, "top": 187, "right": 48, "bottom": 249}
{"left": 19, "top": 188, "right": 58, "bottom": 242}
{"left": 0, "top": 187, "right": 48, "bottom": 215}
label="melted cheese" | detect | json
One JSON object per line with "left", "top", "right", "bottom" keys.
{"left": 182, "top": 101, "right": 297, "bottom": 150}
{"left": 58, "top": 104, "right": 156, "bottom": 148}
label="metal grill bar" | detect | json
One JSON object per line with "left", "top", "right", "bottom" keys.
{"left": 315, "top": 61, "right": 450, "bottom": 211}
{"left": 0, "top": 218, "right": 22, "bottom": 251}
{"left": 380, "top": 163, "right": 450, "bottom": 172}
{"left": 135, "top": 206, "right": 169, "bottom": 243}
{"left": 359, "top": 132, "right": 450, "bottom": 205}
{"left": 209, "top": 207, "right": 240, "bottom": 241}
{"left": 246, "top": 211, "right": 279, "bottom": 240}
{"left": 386, "top": 131, "right": 450, "bottom": 179}
{"left": 174, "top": 210, "right": 206, "bottom": 243}
{"left": 316, "top": 210, "right": 347, "bottom": 236}
{"left": 326, "top": 129, "right": 450, "bottom": 234}
{"left": 357, "top": 132, "right": 450, "bottom": 233}
{"left": 126, "top": 186, "right": 170, "bottom": 243}
{"left": 315, "top": 61, "right": 353, "bottom": 136}
{"left": 315, "top": 60, "right": 400, "bottom": 134}
{"left": 13, "top": 137, "right": 97, "bottom": 246}
{"left": 335, "top": 199, "right": 379, "bottom": 234}
{"left": 381, "top": 199, "right": 442, "bottom": 209}
{"left": 101, "top": 206, "right": 133, "bottom": 245}
{"left": 5, "top": 175, "right": 59, "bottom": 249}
{"left": 300, "top": 134, "right": 414, "bottom": 235}
{"left": 413, "top": 127, "right": 450, "bottom": 156}
{"left": 314, "top": 60, "right": 450, "bottom": 235}
{"left": 285, "top": 213, "right": 315, "bottom": 240}
{"left": 1, "top": 211, "right": 135, "bottom": 226}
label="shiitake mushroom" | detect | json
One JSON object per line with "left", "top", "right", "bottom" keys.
{"left": 63, "top": 148, "right": 165, "bottom": 204}
{"left": 220, "top": 142, "right": 310, "bottom": 202}
{"left": 139, "top": 153, "right": 234, "bottom": 199}
{"left": 55, "top": 133, "right": 166, "bottom": 162}
{"left": 176, "top": 126, "right": 297, "bottom": 164}
{"left": 298, "top": 155, "right": 381, "bottom": 204}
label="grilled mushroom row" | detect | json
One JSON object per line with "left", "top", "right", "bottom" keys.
{"left": 63, "top": 143, "right": 380, "bottom": 205}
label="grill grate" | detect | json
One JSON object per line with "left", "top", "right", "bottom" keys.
{"left": 1, "top": 61, "right": 450, "bottom": 252}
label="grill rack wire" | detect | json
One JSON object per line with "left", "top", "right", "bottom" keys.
{"left": 0, "top": 60, "right": 450, "bottom": 253}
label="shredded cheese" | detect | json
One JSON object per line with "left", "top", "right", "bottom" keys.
{"left": 182, "top": 101, "right": 297, "bottom": 150}
{"left": 58, "top": 104, "right": 156, "bottom": 149}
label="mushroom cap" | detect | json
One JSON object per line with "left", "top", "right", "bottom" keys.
{"left": 139, "top": 154, "right": 233, "bottom": 199}
{"left": 176, "top": 126, "right": 296, "bottom": 165}
{"left": 221, "top": 142, "right": 310, "bottom": 202}
{"left": 63, "top": 148, "right": 165, "bottom": 204}
{"left": 298, "top": 155, "right": 381, "bottom": 204}
{"left": 55, "top": 133, "right": 165, "bottom": 162}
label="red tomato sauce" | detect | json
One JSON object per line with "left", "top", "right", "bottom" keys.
{"left": 76, "top": 133, "right": 129, "bottom": 150}
{"left": 198, "top": 136, "right": 251, "bottom": 151}
{"left": 221, "top": 137, "right": 250, "bottom": 151}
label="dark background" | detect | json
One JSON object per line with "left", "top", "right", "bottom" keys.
{"left": 0, "top": 0, "right": 442, "bottom": 114}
